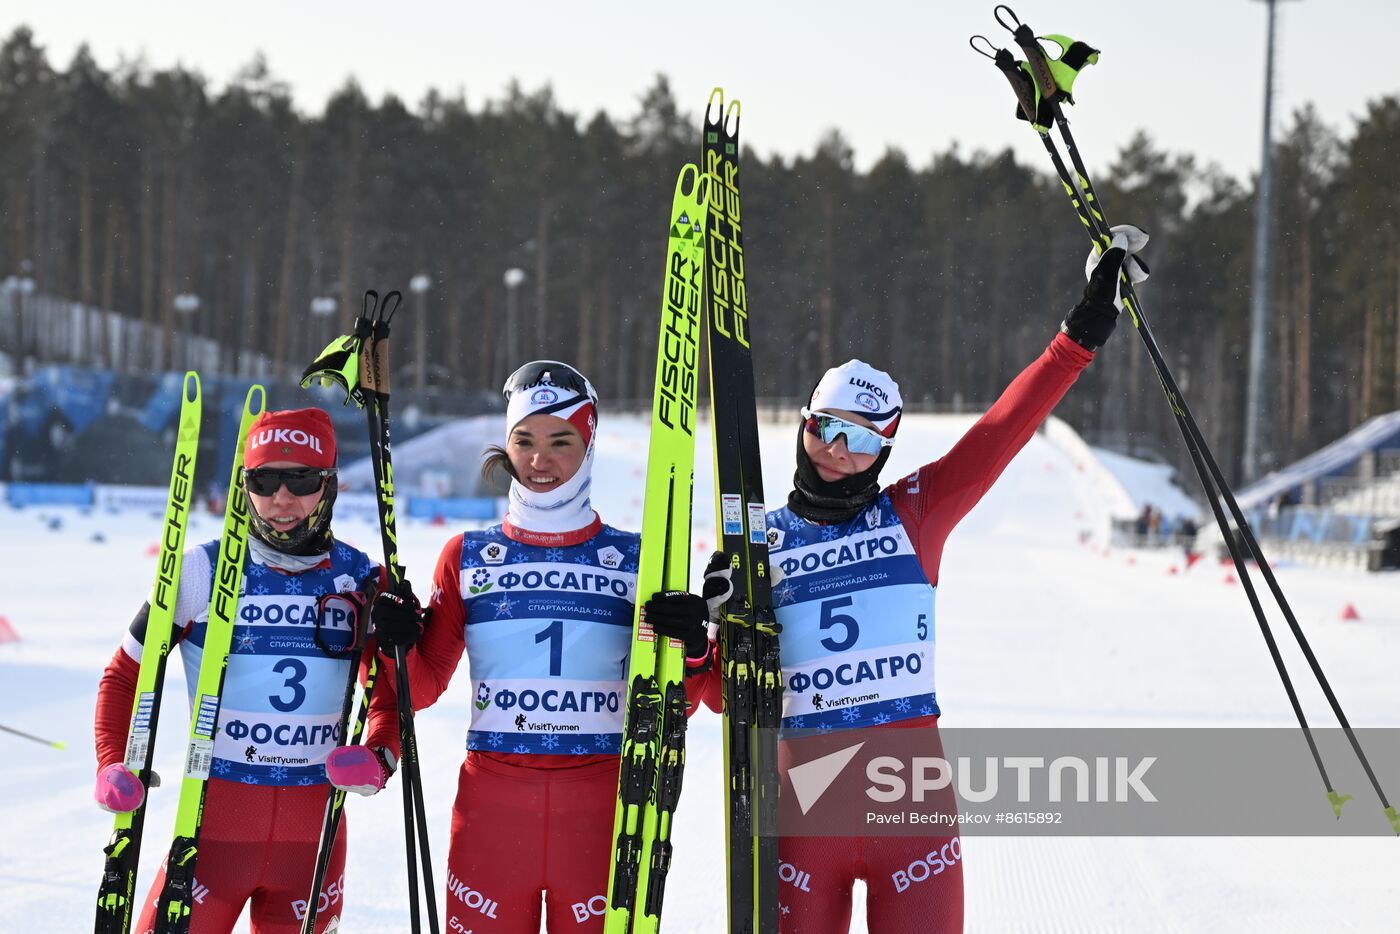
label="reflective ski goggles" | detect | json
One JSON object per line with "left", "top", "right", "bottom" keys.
{"left": 502, "top": 360, "right": 598, "bottom": 405}
{"left": 801, "top": 407, "right": 893, "bottom": 456}
{"left": 243, "top": 466, "right": 336, "bottom": 497}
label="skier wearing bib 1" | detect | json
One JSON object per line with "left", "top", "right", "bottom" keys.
{"left": 93, "top": 408, "right": 383, "bottom": 933}
{"left": 758, "top": 237, "right": 1147, "bottom": 933}
{"left": 324, "top": 361, "right": 727, "bottom": 934}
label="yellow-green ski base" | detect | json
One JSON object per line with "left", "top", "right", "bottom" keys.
{"left": 605, "top": 164, "right": 710, "bottom": 934}
{"left": 153, "top": 385, "right": 264, "bottom": 934}
{"left": 96, "top": 372, "right": 202, "bottom": 934}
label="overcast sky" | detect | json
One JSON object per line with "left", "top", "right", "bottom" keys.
{"left": 5, "top": 1, "right": 1397, "bottom": 180}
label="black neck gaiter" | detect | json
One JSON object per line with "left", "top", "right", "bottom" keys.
{"left": 247, "top": 482, "right": 338, "bottom": 557}
{"left": 786, "top": 425, "right": 891, "bottom": 525}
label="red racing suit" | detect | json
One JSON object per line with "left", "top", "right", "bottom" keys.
{"left": 367, "top": 516, "right": 713, "bottom": 934}
{"left": 692, "top": 332, "right": 1094, "bottom": 933}
{"left": 94, "top": 540, "right": 380, "bottom": 934}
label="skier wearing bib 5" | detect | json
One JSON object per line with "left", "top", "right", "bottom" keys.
{"left": 93, "top": 407, "right": 383, "bottom": 933}
{"left": 763, "top": 235, "right": 1147, "bottom": 933}
{"left": 324, "top": 361, "right": 728, "bottom": 934}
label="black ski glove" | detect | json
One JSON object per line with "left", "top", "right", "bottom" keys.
{"left": 372, "top": 579, "right": 430, "bottom": 654}
{"left": 644, "top": 551, "right": 735, "bottom": 663}
{"left": 1061, "top": 224, "right": 1152, "bottom": 351}
{"left": 1060, "top": 246, "right": 1128, "bottom": 351}
{"left": 645, "top": 592, "right": 710, "bottom": 660}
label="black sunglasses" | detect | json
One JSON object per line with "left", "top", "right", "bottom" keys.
{"left": 243, "top": 466, "right": 336, "bottom": 497}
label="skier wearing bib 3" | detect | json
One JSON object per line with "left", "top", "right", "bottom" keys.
{"left": 93, "top": 407, "right": 382, "bottom": 933}
{"left": 325, "top": 361, "right": 727, "bottom": 934}
{"left": 764, "top": 237, "right": 1147, "bottom": 933}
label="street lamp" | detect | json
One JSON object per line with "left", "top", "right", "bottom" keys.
{"left": 503, "top": 268, "right": 526, "bottom": 366}
{"left": 3, "top": 272, "right": 36, "bottom": 365}
{"left": 410, "top": 273, "right": 431, "bottom": 392}
{"left": 309, "top": 296, "right": 337, "bottom": 368}
{"left": 173, "top": 293, "right": 201, "bottom": 373}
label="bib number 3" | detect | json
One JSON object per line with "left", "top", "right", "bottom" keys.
{"left": 269, "top": 658, "right": 308, "bottom": 712}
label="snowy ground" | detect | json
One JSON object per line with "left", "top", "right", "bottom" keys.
{"left": 1, "top": 412, "right": 1396, "bottom": 932}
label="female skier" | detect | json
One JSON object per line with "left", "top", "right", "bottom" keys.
{"left": 325, "top": 361, "right": 724, "bottom": 934}
{"left": 764, "top": 236, "right": 1146, "bottom": 933}
{"left": 93, "top": 407, "right": 380, "bottom": 933}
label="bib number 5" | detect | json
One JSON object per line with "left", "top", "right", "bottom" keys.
{"left": 819, "top": 597, "right": 860, "bottom": 652}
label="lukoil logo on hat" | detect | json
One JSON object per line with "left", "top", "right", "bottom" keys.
{"left": 245, "top": 408, "right": 337, "bottom": 469}
{"left": 251, "top": 427, "right": 323, "bottom": 455}
{"left": 808, "top": 360, "right": 903, "bottom": 438}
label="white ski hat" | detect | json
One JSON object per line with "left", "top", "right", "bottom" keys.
{"left": 503, "top": 360, "right": 598, "bottom": 446}
{"left": 808, "top": 359, "right": 903, "bottom": 437}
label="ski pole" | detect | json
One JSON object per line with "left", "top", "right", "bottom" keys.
{"left": 299, "top": 291, "right": 440, "bottom": 931}
{"left": 1004, "top": 9, "right": 1394, "bottom": 828}
{"left": 362, "top": 296, "right": 441, "bottom": 934}
{"left": 975, "top": 16, "right": 1343, "bottom": 808}
{"left": 0, "top": 723, "right": 66, "bottom": 749}
{"left": 298, "top": 587, "right": 377, "bottom": 934}
{"left": 298, "top": 309, "right": 381, "bottom": 934}
{"left": 297, "top": 302, "right": 381, "bottom": 931}
{"left": 976, "top": 7, "right": 1398, "bottom": 833}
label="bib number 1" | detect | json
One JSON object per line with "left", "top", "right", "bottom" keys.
{"left": 535, "top": 620, "right": 564, "bottom": 676}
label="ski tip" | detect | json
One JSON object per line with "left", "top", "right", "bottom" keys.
{"left": 677, "top": 163, "right": 705, "bottom": 203}
{"left": 725, "top": 98, "right": 740, "bottom": 135}
{"left": 183, "top": 371, "right": 201, "bottom": 403}
{"left": 706, "top": 87, "right": 725, "bottom": 124}
{"left": 245, "top": 384, "right": 268, "bottom": 418}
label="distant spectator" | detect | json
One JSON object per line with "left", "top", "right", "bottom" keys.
{"left": 1267, "top": 489, "right": 1300, "bottom": 519}
{"left": 1136, "top": 504, "right": 1152, "bottom": 539}
{"left": 1178, "top": 516, "right": 1199, "bottom": 558}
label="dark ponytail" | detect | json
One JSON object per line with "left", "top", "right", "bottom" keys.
{"left": 480, "top": 444, "right": 518, "bottom": 486}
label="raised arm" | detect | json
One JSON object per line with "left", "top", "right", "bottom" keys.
{"left": 889, "top": 239, "right": 1141, "bottom": 584}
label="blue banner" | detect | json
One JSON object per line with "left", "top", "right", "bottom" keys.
{"left": 27, "top": 365, "right": 116, "bottom": 435}
{"left": 139, "top": 371, "right": 186, "bottom": 434}
{"left": 216, "top": 379, "right": 263, "bottom": 487}
{"left": 407, "top": 496, "right": 501, "bottom": 520}
{"left": 8, "top": 482, "right": 94, "bottom": 507}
